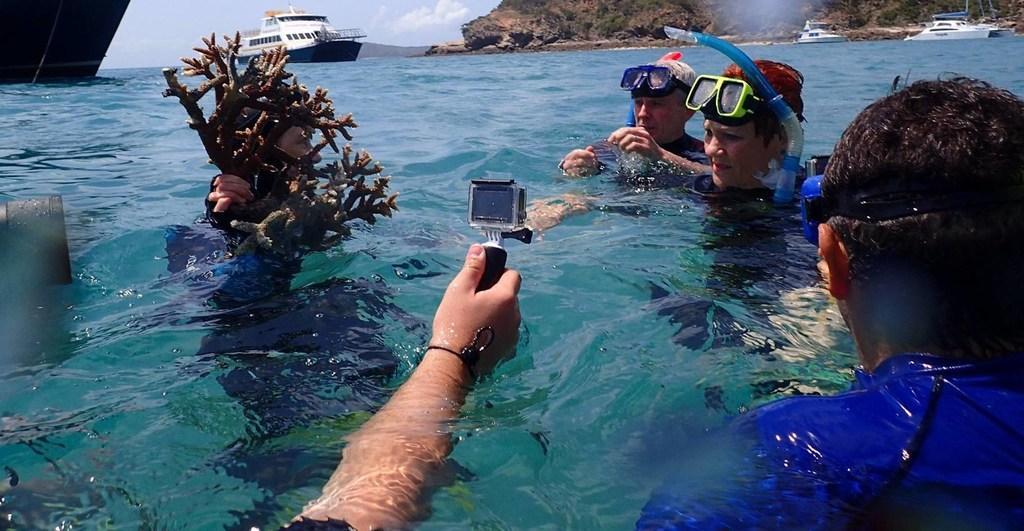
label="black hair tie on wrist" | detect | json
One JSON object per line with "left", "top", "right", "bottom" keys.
{"left": 427, "top": 326, "right": 495, "bottom": 379}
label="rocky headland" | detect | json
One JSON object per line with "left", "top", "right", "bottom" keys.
{"left": 427, "top": 0, "right": 1024, "bottom": 55}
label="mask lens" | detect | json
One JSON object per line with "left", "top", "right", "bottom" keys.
{"left": 647, "top": 67, "right": 672, "bottom": 90}
{"left": 719, "top": 83, "right": 745, "bottom": 115}
{"left": 688, "top": 77, "right": 718, "bottom": 108}
{"left": 621, "top": 67, "right": 645, "bottom": 90}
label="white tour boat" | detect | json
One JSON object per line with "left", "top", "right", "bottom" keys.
{"left": 237, "top": 7, "right": 366, "bottom": 63}
{"left": 795, "top": 21, "right": 848, "bottom": 44}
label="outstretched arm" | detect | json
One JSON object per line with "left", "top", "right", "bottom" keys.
{"left": 293, "top": 244, "right": 521, "bottom": 530}
{"left": 526, "top": 193, "right": 594, "bottom": 234}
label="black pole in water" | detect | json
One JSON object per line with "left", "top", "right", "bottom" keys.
{"left": 0, "top": 196, "right": 72, "bottom": 285}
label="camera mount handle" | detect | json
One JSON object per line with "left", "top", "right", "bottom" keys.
{"left": 479, "top": 230, "right": 506, "bottom": 291}
{"left": 477, "top": 227, "right": 532, "bottom": 291}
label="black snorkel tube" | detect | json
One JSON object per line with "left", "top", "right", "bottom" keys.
{"left": 664, "top": 27, "right": 804, "bottom": 203}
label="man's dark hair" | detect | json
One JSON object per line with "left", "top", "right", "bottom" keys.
{"left": 823, "top": 77, "right": 1024, "bottom": 358}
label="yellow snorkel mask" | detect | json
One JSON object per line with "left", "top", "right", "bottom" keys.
{"left": 685, "top": 74, "right": 764, "bottom": 126}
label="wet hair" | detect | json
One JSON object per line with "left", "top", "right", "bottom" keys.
{"left": 722, "top": 60, "right": 804, "bottom": 145}
{"left": 823, "top": 77, "right": 1024, "bottom": 358}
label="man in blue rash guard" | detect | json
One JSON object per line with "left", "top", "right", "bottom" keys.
{"left": 637, "top": 78, "right": 1024, "bottom": 529}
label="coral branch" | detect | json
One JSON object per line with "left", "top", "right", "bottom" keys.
{"left": 163, "top": 36, "right": 398, "bottom": 256}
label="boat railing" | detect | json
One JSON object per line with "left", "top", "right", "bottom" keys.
{"left": 326, "top": 28, "right": 367, "bottom": 40}
{"left": 239, "top": 29, "right": 260, "bottom": 38}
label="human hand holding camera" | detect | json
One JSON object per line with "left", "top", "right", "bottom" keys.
{"left": 429, "top": 244, "right": 521, "bottom": 378}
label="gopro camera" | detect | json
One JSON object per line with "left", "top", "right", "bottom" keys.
{"left": 467, "top": 179, "right": 532, "bottom": 291}
{"left": 468, "top": 179, "right": 527, "bottom": 233}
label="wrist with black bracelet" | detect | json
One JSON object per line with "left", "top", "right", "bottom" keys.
{"left": 426, "top": 326, "right": 495, "bottom": 380}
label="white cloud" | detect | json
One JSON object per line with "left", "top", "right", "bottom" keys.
{"left": 394, "top": 0, "right": 470, "bottom": 32}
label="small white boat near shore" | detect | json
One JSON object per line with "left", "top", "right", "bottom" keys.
{"left": 795, "top": 21, "right": 848, "bottom": 44}
{"left": 905, "top": 0, "right": 1016, "bottom": 41}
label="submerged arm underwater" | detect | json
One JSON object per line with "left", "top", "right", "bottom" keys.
{"left": 294, "top": 245, "right": 521, "bottom": 529}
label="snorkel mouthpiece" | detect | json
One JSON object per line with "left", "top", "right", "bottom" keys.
{"left": 664, "top": 26, "right": 804, "bottom": 203}
{"left": 663, "top": 27, "right": 699, "bottom": 44}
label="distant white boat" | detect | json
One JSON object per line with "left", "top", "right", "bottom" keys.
{"left": 905, "top": 0, "right": 1016, "bottom": 41}
{"left": 237, "top": 6, "right": 366, "bottom": 63}
{"left": 795, "top": 20, "right": 848, "bottom": 44}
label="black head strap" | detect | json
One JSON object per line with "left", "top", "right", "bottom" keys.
{"left": 807, "top": 184, "right": 1024, "bottom": 223}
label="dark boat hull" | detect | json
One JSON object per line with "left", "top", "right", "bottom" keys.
{"left": 0, "top": 0, "right": 131, "bottom": 82}
{"left": 241, "top": 40, "right": 362, "bottom": 64}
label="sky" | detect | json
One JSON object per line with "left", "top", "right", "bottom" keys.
{"left": 105, "top": 0, "right": 502, "bottom": 69}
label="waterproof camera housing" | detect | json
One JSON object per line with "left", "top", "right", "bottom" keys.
{"left": 468, "top": 179, "right": 527, "bottom": 233}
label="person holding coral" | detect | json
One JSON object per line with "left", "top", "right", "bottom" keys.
{"left": 205, "top": 122, "right": 322, "bottom": 230}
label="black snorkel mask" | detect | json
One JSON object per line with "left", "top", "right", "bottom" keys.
{"left": 801, "top": 175, "right": 1024, "bottom": 245}
{"left": 621, "top": 65, "right": 690, "bottom": 99}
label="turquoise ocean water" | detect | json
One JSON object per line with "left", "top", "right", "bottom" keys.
{"left": 2, "top": 38, "right": 1024, "bottom": 528}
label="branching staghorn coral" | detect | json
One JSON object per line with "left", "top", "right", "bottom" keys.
{"left": 162, "top": 33, "right": 397, "bottom": 255}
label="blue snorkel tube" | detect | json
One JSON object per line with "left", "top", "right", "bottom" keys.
{"left": 664, "top": 26, "right": 804, "bottom": 203}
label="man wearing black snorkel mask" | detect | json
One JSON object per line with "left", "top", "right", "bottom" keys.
{"left": 558, "top": 52, "right": 709, "bottom": 178}
{"left": 638, "top": 77, "right": 1024, "bottom": 529}
{"left": 529, "top": 53, "right": 710, "bottom": 232}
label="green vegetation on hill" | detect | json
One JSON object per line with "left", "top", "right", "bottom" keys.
{"left": 449, "top": 0, "right": 1022, "bottom": 53}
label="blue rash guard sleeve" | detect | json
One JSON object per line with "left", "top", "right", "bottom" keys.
{"left": 637, "top": 353, "right": 1024, "bottom": 530}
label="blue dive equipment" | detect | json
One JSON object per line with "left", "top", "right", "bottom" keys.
{"left": 664, "top": 26, "right": 804, "bottom": 203}
{"left": 800, "top": 174, "right": 824, "bottom": 245}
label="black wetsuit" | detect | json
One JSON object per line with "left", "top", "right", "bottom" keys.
{"left": 167, "top": 169, "right": 416, "bottom": 527}
{"left": 658, "top": 133, "right": 706, "bottom": 162}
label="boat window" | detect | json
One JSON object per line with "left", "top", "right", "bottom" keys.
{"left": 278, "top": 15, "right": 326, "bottom": 22}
